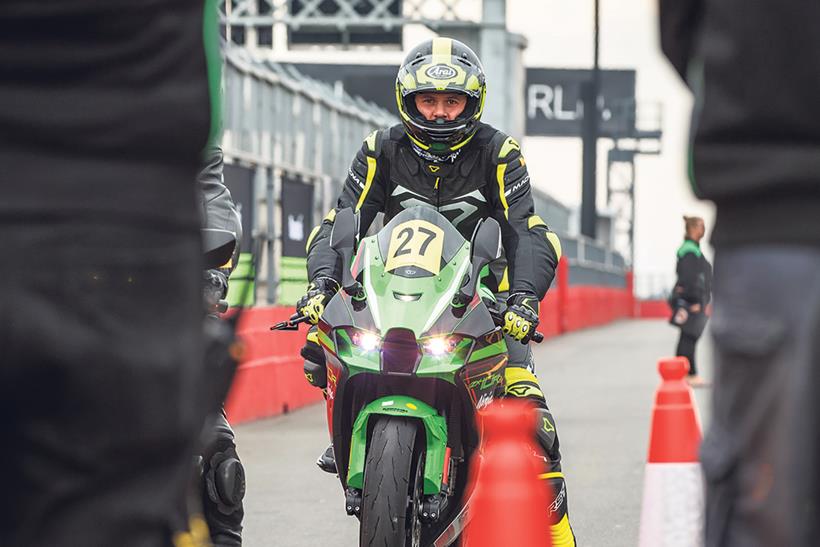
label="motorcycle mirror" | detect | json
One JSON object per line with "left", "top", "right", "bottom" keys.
{"left": 454, "top": 218, "right": 502, "bottom": 307}
{"left": 202, "top": 229, "right": 237, "bottom": 270}
{"left": 329, "top": 208, "right": 364, "bottom": 298}
{"left": 330, "top": 208, "right": 356, "bottom": 252}
{"left": 471, "top": 217, "right": 503, "bottom": 265}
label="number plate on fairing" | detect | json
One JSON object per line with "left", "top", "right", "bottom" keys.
{"left": 384, "top": 219, "right": 445, "bottom": 275}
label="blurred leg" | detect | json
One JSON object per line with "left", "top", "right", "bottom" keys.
{"left": 702, "top": 246, "right": 820, "bottom": 547}
{"left": 1, "top": 222, "right": 204, "bottom": 547}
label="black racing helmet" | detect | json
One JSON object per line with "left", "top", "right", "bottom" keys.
{"left": 396, "top": 37, "right": 487, "bottom": 155}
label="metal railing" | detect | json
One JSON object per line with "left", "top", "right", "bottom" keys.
{"left": 561, "top": 234, "right": 628, "bottom": 288}
{"left": 221, "top": 45, "right": 397, "bottom": 304}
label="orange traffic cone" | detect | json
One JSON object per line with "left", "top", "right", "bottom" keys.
{"left": 464, "top": 400, "right": 552, "bottom": 547}
{"left": 638, "top": 357, "right": 704, "bottom": 546}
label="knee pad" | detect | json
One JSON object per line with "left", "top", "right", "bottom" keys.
{"left": 504, "top": 366, "right": 546, "bottom": 405}
{"left": 535, "top": 407, "right": 562, "bottom": 465}
{"left": 205, "top": 446, "right": 246, "bottom": 515}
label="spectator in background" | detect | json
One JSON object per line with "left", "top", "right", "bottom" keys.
{"left": 0, "top": 1, "right": 218, "bottom": 546}
{"left": 660, "top": 0, "right": 820, "bottom": 545}
{"left": 670, "top": 215, "right": 712, "bottom": 387}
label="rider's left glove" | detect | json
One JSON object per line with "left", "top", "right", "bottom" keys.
{"left": 503, "top": 293, "right": 540, "bottom": 343}
{"left": 297, "top": 277, "right": 340, "bottom": 325}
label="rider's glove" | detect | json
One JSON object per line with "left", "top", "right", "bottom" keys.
{"left": 503, "top": 293, "right": 540, "bottom": 343}
{"left": 203, "top": 268, "right": 229, "bottom": 307}
{"left": 297, "top": 277, "right": 340, "bottom": 325}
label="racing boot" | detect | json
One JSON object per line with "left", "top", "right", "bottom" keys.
{"left": 317, "top": 445, "right": 337, "bottom": 474}
{"left": 505, "top": 366, "right": 577, "bottom": 547}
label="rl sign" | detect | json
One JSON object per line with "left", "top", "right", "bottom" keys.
{"left": 525, "top": 68, "right": 636, "bottom": 137}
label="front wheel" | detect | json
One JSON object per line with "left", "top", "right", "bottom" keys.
{"left": 359, "top": 416, "right": 425, "bottom": 547}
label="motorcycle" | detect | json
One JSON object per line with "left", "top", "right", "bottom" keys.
{"left": 273, "top": 206, "right": 542, "bottom": 547}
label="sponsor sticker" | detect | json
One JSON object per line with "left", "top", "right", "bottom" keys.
{"left": 425, "top": 64, "right": 457, "bottom": 80}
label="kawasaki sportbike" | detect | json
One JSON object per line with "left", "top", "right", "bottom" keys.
{"left": 274, "top": 206, "right": 542, "bottom": 546}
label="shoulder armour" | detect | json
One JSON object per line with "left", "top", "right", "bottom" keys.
{"left": 488, "top": 129, "right": 522, "bottom": 165}
{"left": 362, "top": 128, "right": 391, "bottom": 158}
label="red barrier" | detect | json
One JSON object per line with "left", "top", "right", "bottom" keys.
{"left": 635, "top": 299, "right": 671, "bottom": 319}
{"left": 227, "top": 268, "right": 654, "bottom": 425}
{"left": 224, "top": 307, "right": 323, "bottom": 424}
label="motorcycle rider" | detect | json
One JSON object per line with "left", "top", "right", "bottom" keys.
{"left": 297, "top": 38, "right": 575, "bottom": 545}
{"left": 197, "top": 145, "right": 246, "bottom": 547}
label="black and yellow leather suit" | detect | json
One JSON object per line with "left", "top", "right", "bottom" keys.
{"left": 303, "top": 122, "right": 574, "bottom": 545}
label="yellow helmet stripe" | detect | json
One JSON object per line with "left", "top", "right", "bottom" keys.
{"left": 431, "top": 37, "right": 452, "bottom": 64}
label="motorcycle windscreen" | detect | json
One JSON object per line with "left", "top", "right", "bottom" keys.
{"left": 359, "top": 207, "right": 471, "bottom": 338}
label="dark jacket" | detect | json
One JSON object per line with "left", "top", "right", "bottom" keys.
{"left": 660, "top": 0, "right": 820, "bottom": 247}
{"left": 673, "top": 239, "right": 712, "bottom": 307}
{"left": 306, "top": 123, "right": 561, "bottom": 300}
{"left": 199, "top": 146, "right": 242, "bottom": 269}
{"left": 0, "top": 0, "right": 210, "bottom": 227}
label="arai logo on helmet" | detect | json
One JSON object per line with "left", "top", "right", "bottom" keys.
{"left": 425, "top": 64, "right": 457, "bottom": 80}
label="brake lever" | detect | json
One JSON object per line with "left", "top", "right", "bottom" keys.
{"left": 270, "top": 313, "right": 309, "bottom": 331}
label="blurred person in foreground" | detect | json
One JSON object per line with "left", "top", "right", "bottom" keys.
{"left": 0, "top": 1, "right": 220, "bottom": 546}
{"left": 669, "top": 215, "right": 712, "bottom": 387}
{"left": 197, "top": 146, "right": 246, "bottom": 547}
{"left": 661, "top": 1, "right": 820, "bottom": 545}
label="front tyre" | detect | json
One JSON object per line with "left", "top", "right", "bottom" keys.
{"left": 359, "top": 417, "right": 425, "bottom": 547}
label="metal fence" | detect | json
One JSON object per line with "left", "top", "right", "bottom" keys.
{"left": 220, "top": 45, "right": 396, "bottom": 304}
{"left": 561, "top": 235, "right": 628, "bottom": 288}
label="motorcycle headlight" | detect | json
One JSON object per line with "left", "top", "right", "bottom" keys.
{"left": 352, "top": 330, "right": 381, "bottom": 352}
{"left": 336, "top": 327, "right": 381, "bottom": 358}
{"left": 421, "top": 334, "right": 473, "bottom": 363}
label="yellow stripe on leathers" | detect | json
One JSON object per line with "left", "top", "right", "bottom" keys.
{"left": 550, "top": 514, "right": 576, "bottom": 547}
{"left": 496, "top": 163, "right": 509, "bottom": 216}
{"left": 431, "top": 37, "right": 452, "bottom": 64}
{"left": 173, "top": 515, "right": 210, "bottom": 547}
{"left": 356, "top": 156, "right": 378, "bottom": 212}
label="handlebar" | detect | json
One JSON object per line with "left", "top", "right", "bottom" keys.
{"left": 270, "top": 308, "right": 544, "bottom": 344}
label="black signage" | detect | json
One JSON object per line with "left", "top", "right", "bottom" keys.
{"left": 525, "top": 68, "right": 636, "bottom": 137}
{"left": 280, "top": 176, "right": 314, "bottom": 258}
{"left": 222, "top": 163, "right": 255, "bottom": 253}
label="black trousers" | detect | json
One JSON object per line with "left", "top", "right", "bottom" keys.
{"left": 676, "top": 330, "right": 699, "bottom": 375}
{"left": 1, "top": 221, "right": 204, "bottom": 547}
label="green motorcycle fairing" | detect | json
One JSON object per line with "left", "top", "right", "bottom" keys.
{"left": 315, "top": 207, "right": 510, "bottom": 495}
{"left": 347, "top": 396, "right": 447, "bottom": 495}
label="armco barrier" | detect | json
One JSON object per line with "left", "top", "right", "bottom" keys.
{"left": 225, "top": 307, "right": 323, "bottom": 424}
{"left": 636, "top": 299, "right": 671, "bottom": 319}
{"left": 227, "top": 260, "right": 646, "bottom": 425}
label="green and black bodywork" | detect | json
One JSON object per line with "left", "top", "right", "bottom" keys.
{"left": 314, "top": 206, "right": 515, "bottom": 546}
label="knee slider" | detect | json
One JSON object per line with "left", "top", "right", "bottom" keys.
{"left": 205, "top": 447, "right": 246, "bottom": 515}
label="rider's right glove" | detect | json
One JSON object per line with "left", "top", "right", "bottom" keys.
{"left": 502, "top": 293, "right": 540, "bottom": 343}
{"left": 297, "top": 277, "right": 340, "bottom": 325}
